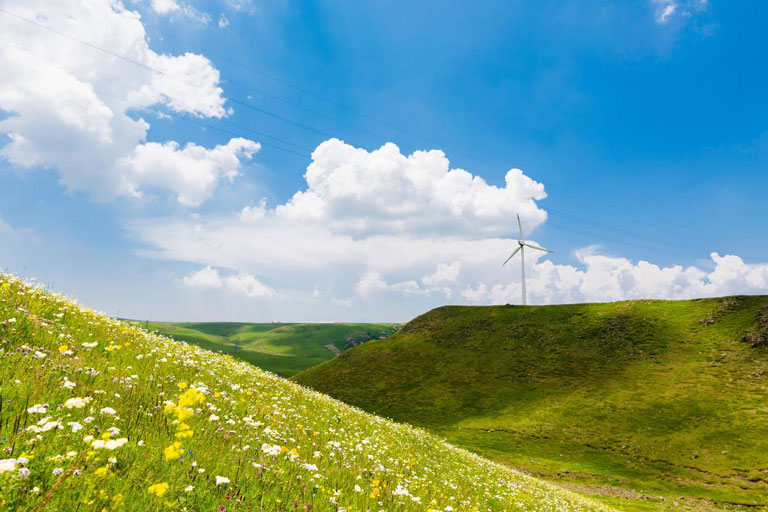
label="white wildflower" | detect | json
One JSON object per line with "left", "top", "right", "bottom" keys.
{"left": 63, "top": 397, "right": 91, "bottom": 409}
{"left": 261, "top": 443, "right": 281, "bottom": 456}
{"left": 0, "top": 459, "right": 18, "bottom": 473}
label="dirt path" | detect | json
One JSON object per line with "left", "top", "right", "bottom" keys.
{"left": 325, "top": 343, "right": 342, "bottom": 355}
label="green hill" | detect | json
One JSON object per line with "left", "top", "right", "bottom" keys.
{"left": 125, "top": 320, "right": 397, "bottom": 377}
{"left": 0, "top": 274, "right": 610, "bottom": 512}
{"left": 294, "top": 297, "right": 768, "bottom": 511}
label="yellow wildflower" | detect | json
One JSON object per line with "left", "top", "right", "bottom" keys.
{"left": 111, "top": 493, "right": 124, "bottom": 509}
{"left": 177, "top": 381, "right": 188, "bottom": 389}
{"left": 175, "top": 408, "right": 194, "bottom": 422}
{"left": 178, "top": 388, "right": 205, "bottom": 408}
{"left": 163, "top": 441, "right": 184, "bottom": 461}
{"left": 58, "top": 345, "right": 68, "bottom": 353}
{"left": 148, "top": 482, "right": 169, "bottom": 497}
{"left": 175, "top": 423, "right": 193, "bottom": 439}
{"left": 370, "top": 488, "right": 380, "bottom": 499}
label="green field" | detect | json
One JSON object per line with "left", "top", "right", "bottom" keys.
{"left": 294, "top": 297, "right": 768, "bottom": 511}
{"left": 126, "top": 320, "right": 398, "bottom": 376}
{"left": 0, "top": 274, "right": 611, "bottom": 511}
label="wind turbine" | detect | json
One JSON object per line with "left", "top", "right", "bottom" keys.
{"left": 502, "top": 214, "right": 553, "bottom": 305}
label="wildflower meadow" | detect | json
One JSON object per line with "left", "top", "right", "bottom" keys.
{"left": 0, "top": 273, "right": 612, "bottom": 511}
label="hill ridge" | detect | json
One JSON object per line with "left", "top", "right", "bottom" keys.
{"left": 295, "top": 295, "right": 768, "bottom": 511}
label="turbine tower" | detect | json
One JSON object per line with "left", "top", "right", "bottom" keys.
{"left": 502, "top": 214, "right": 553, "bottom": 305}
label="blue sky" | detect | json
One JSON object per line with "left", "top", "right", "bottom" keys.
{"left": 1, "top": 0, "right": 767, "bottom": 321}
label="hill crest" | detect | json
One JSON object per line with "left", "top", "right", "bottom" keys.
{"left": 295, "top": 295, "right": 768, "bottom": 510}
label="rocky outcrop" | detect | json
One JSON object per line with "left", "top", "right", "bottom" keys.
{"left": 742, "top": 305, "right": 768, "bottom": 348}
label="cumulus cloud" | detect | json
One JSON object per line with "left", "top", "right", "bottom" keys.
{"left": 118, "top": 138, "right": 259, "bottom": 206}
{"left": 181, "top": 266, "right": 274, "bottom": 298}
{"left": 276, "top": 139, "right": 547, "bottom": 237}
{"left": 0, "top": 0, "right": 255, "bottom": 204}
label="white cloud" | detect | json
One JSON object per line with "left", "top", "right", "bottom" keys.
{"left": 225, "top": 0, "right": 255, "bottom": 12}
{"left": 464, "top": 248, "right": 768, "bottom": 305}
{"left": 240, "top": 199, "right": 267, "bottom": 222}
{"left": 651, "top": 0, "right": 709, "bottom": 25}
{"left": 276, "top": 138, "right": 547, "bottom": 237}
{"left": 0, "top": 0, "right": 254, "bottom": 205}
{"left": 150, "top": 0, "right": 211, "bottom": 23}
{"left": 218, "top": 14, "right": 230, "bottom": 29}
{"left": 422, "top": 262, "right": 462, "bottom": 287}
{"left": 656, "top": 3, "right": 676, "bottom": 23}
{"left": 118, "top": 138, "right": 259, "bottom": 206}
{"left": 150, "top": 0, "right": 180, "bottom": 15}
{"left": 129, "top": 138, "right": 768, "bottom": 319}
{"left": 181, "top": 266, "right": 274, "bottom": 298}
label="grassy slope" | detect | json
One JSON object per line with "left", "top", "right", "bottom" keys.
{"left": 0, "top": 274, "right": 611, "bottom": 512}
{"left": 294, "top": 297, "right": 768, "bottom": 511}
{"left": 126, "top": 320, "right": 397, "bottom": 377}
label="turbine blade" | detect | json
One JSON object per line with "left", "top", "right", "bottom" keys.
{"left": 523, "top": 242, "right": 553, "bottom": 253}
{"left": 517, "top": 214, "right": 524, "bottom": 242}
{"left": 502, "top": 245, "right": 521, "bottom": 265}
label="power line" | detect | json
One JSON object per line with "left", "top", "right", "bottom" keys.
{"left": 156, "top": 31, "right": 706, "bottom": 237}
{"left": 0, "top": 8, "right": 696, "bottom": 228}
{"left": 0, "top": 8, "right": 753, "bottom": 260}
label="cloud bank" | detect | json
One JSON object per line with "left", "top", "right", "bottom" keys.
{"left": 129, "top": 139, "right": 768, "bottom": 318}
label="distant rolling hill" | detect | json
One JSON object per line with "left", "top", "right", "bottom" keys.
{"left": 127, "top": 320, "right": 398, "bottom": 376}
{"left": 294, "top": 296, "right": 768, "bottom": 511}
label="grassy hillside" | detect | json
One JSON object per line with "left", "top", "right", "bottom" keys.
{"left": 294, "top": 297, "right": 768, "bottom": 511}
{"left": 0, "top": 274, "right": 611, "bottom": 512}
{"left": 125, "top": 320, "right": 397, "bottom": 377}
